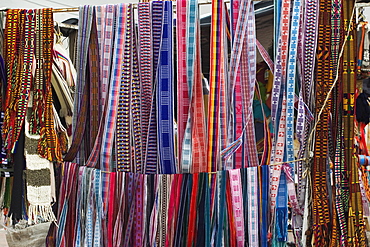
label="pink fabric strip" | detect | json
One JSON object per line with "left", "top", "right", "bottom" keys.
{"left": 229, "top": 169, "right": 245, "bottom": 246}
{"left": 107, "top": 172, "right": 116, "bottom": 247}
{"left": 243, "top": 5, "right": 259, "bottom": 167}
{"left": 177, "top": 0, "right": 189, "bottom": 169}
{"left": 269, "top": 97, "right": 287, "bottom": 210}
{"left": 256, "top": 39, "right": 274, "bottom": 73}
{"left": 191, "top": 25, "right": 207, "bottom": 173}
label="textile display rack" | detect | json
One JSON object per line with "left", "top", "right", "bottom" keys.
{"left": 0, "top": 0, "right": 370, "bottom": 246}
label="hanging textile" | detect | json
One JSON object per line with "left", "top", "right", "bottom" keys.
{"left": 0, "top": 0, "right": 363, "bottom": 246}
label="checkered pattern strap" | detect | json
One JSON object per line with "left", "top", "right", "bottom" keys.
{"left": 177, "top": 0, "right": 189, "bottom": 170}
{"left": 99, "top": 4, "right": 127, "bottom": 172}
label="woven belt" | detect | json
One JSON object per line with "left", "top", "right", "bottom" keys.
{"left": 98, "top": 5, "right": 115, "bottom": 115}
{"left": 343, "top": 0, "right": 366, "bottom": 245}
{"left": 156, "top": 1, "right": 176, "bottom": 174}
{"left": 138, "top": 3, "right": 152, "bottom": 173}
{"left": 100, "top": 3, "right": 126, "bottom": 171}
{"left": 88, "top": 14, "right": 101, "bottom": 154}
{"left": 144, "top": 1, "right": 163, "bottom": 174}
{"left": 72, "top": 5, "right": 93, "bottom": 153}
{"left": 312, "top": 0, "right": 333, "bottom": 244}
{"left": 180, "top": 0, "right": 196, "bottom": 173}
{"left": 177, "top": 0, "right": 189, "bottom": 170}
{"left": 295, "top": 0, "right": 319, "bottom": 244}
{"left": 116, "top": 4, "right": 134, "bottom": 172}
{"left": 29, "top": 9, "right": 43, "bottom": 135}
{"left": 229, "top": 169, "right": 245, "bottom": 245}
{"left": 207, "top": 0, "right": 225, "bottom": 172}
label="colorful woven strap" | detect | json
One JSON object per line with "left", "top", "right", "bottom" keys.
{"left": 116, "top": 4, "right": 134, "bottom": 172}
{"left": 207, "top": 0, "right": 225, "bottom": 172}
{"left": 343, "top": 0, "right": 366, "bottom": 245}
{"left": 242, "top": 4, "right": 259, "bottom": 168}
{"left": 100, "top": 4, "right": 127, "bottom": 171}
{"left": 72, "top": 6, "right": 93, "bottom": 148}
{"left": 295, "top": 0, "right": 319, "bottom": 243}
{"left": 180, "top": 0, "right": 196, "bottom": 173}
{"left": 37, "top": 9, "right": 61, "bottom": 162}
{"left": 228, "top": 169, "right": 245, "bottom": 245}
{"left": 312, "top": 0, "right": 333, "bottom": 244}
{"left": 144, "top": 1, "right": 163, "bottom": 174}
{"left": 29, "top": 9, "right": 43, "bottom": 135}
{"left": 270, "top": 0, "right": 291, "bottom": 132}
{"left": 177, "top": 0, "right": 189, "bottom": 170}
{"left": 247, "top": 167, "right": 259, "bottom": 245}
{"left": 88, "top": 13, "right": 101, "bottom": 153}
{"left": 98, "top": 5, "right": 115, "bottom": 115}
{"left": 138, "top": 2, "right": 153, "bottom": 173}
{"left": 156, "top": 1, "right": 176, "bottom": 174}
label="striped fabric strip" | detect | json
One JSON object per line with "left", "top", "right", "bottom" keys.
{"left": 123, "top": 173, "right": 137, "bottom": 246}
{"left": 256, "top": 39, "right": 274, "bottom": 73}
{"left": 56, "top": 162, "right": 79, "bottom": 247}
{"left": 247, "top": 167, "right": 259, "bottom": 245}
{"left": 38, "top": 8, "right": 62, "bottom": 161}
{"left": 13, "top": 10, "right": 35, "bottom": 151}
{"left": 133, "top": 174, "right": 145, "bottom": 246}
{"left": 229, "top": 0, "right": 252, "bottom": 95}
{"left": 93, "top": 169, "right": 102, "bottom": 247}
{"left": 158, "top": 174, "right": 170, "bottom": 247}
{"left": 285, "top": 0, "right": 302, "bottom": 171}
{"left": 191, "top": 32, "right": 207, "bottom": 173}
{"left": 230, "top": 0, "right": 244, "bottom": 169}
{"left": 156, "top": 1, "right": 176, "bottom": 174}
{"left": 312, "top": 0, "right": 333, "bottom": 244}
{"left": 329, "top": 0, "right": 342, "bottom": 245}
{"left": 214, "top": 170, "right": 227, "bottom": 246}
{"left": 242, "top": 4, "right": 258, "bottom": 167}
{"left": 295, "top": 0, "right": 319, "bottom": 243}
{"left": 100, "top": 3, "right": 127, "bottom": 172}
{"left": 74, "top": 167, "right": 86, "bottom": 247}
{"left": 112, "top": 172, "right": 125, "bottom": 247}
{"left": 270, "top": 0, "right": 291, "bottom": 132}
{"left": 176, "top": 0, "right": 189, "bottom": 171}
{"left": 29, "top": 9, "right": 43, "bottom": 136}
{"left": 98, "top": 5, "right": 116, "bottom": 115}
{"left": 88, "top": 13, "right": 101, "bottom": 153}
{"left": 72, "top": 6, "right": 93, "bottom": 143}
{"left": 229, "top": 169, "right": 245, "bottom": 246}
{"left": 116, "top": 4, "right": 133, "bottom": 172}
{"left": 269, "top": 98, "right": 287, "bottom": 210}
{"left": 149, "top": 175, "right": 159, "bottom": 247}
{"left": 165, "top": 174, "right": 182, "bottom": 246}
{"left": 187, "top": 173, "right": 198, "bottom": 246}
{"left": 131, "top": 23, "right": 143, "bottom": 174}
{"left": 94, "top": 5, "right": 104, "bottom": 65}
{"left": 144, "top": 1, "right": 163, "bottom": 174}
{"left": 85, "top": 169, "right": 94, "bottom": 246}
{"left": 180, "top": 0, "right": 197, "bottom": 173}
{"left": 107, "top": 172, "right": 116, "bottom": 247}
{"left": 343, "top": 0, "right": 366, "bottom": 245}
{"left": 138, "top": 3, "right": 153, "bottom": 173}
{"left": 207, "top": 0, "right": 224, "bottom": 172}
{"left": 3, "top": 9, "right": 19, "bottom": 125}
{"left": 219, "top": 2, "right": 229, "bottom": 171}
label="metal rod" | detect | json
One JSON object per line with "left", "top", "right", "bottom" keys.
{"left": 1, "top": 0, "right": 272, "bottom": 13}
